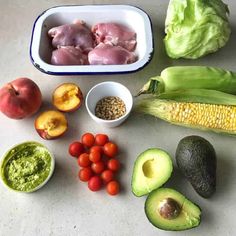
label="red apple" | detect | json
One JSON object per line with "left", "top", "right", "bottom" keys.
{"left": 0, "top": 77, "right": 42, "bottom": 119}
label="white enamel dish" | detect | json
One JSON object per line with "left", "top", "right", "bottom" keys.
{"left": 30, "top": 5, "right": 154, "bottom": 75}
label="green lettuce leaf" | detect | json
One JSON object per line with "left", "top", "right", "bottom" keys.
{"left": 164, "top": 0, "right": 231, "bottom": 59}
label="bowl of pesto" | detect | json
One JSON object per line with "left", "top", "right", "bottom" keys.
{"left": 0, "top": 141, "right": 55, "bottom": 193}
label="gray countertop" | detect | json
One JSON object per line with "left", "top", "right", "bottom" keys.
{"left": 0, "top": 0, "right": 236, "bottom": 235}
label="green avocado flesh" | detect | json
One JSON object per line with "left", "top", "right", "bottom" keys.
{"left": 131, "top": 148, "right": 173, "bottom": 197}
{"left": 0, "top": 142, "right": 52, "bottom": 192}
{"left": 145, "top": 188, "right": 201, "bottom": 231}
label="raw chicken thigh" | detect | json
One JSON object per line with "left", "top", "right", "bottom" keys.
{"left": 48, "top": 20, "right": 137, "bottom": 66}
{"left": 51, "top": 46, "right": 88, "bottom": 65}
{"left": 92, "top": 23, "right": 137, "bottom": 51}
{"left": 48, "top": 20, "right": 94, "bottom": 52}
{"left": 88, "top": 43, "right": 136, "bottom": 65}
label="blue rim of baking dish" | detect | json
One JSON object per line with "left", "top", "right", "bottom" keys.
{"left": 29, "top": 4, "right": 154, "bottom": 76}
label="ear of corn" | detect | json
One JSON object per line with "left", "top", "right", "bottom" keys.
{"left": 135, "top": 98, "right": 236, "bottom": 135}
{"left": 157, "top": 89, "right": 236, "bottom": 106}
{"left": 137, "top": 66, "right": 236, "bottom": 96}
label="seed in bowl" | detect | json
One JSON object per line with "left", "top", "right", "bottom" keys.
{"left": 95, "top": 96, "right": 126, "bottom": 120}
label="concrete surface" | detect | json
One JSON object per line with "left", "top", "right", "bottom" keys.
{"left": 0, "top": 0, "right": 236, "bottom": 235}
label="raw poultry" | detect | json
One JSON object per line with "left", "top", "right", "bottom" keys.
{"left": 92, "top": 23, "right": 137, "bottom": 51}
{"left": 48, "top": 20, "right": 94, "bottom": 52}
{"left": 48, "top": 20, "right": 137, "bottom": 65}
{"left": 88, "top": 43, "right": 136, "bottom": 65}
{"left": 51, "top": 46, "right": 88, "bottom": 65}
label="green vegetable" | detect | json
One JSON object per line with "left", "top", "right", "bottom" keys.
{"left": 135, "top": 97, "right": 236, "bottom": 136}
{"left": 145, "top": 188, "right": 201, "bottom": 231}
{"left": 137, "top": 66, "right": 236, "bottom": 96}
{"left": 157, "top": 89, "right": 236, "bottom": 106}
{"left": 176, "top": 136, "right": 216, "bottom": 198}
{"left": 164, "top": 0, "right": 231, "bottom": 59}
{"left": 131, "top": 148, "right": 173, "bottom": 197}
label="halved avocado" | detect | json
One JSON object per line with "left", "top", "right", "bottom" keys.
{"left": 131, "top": 148, "right": 173, "bottom": 197}
{"left": 145, "top": 188, "right": 201, "bottom": 231}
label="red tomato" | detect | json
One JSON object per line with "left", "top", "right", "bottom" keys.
{"left": 79, "top": 167, "right": 93, "bottom": 182}
{"left": 95, "top": 134, "right": 109, "bottom": 146}
{"left": 107, "top": 159, "right": 120, "bottom": 172}
{"left": 106, "top": 181, "right": 120, "bottom": 195}
{"left": 91, "top": 161, "right": 105, "bottom": 174}
{"left": 81, "top": 133, "right": 95, "bottom": 147}
{"left": 78, "top": 153, "right": 91, "bottom": 167}
{"left": 89, "top": 151, "right": 101, "bottom": 163}
{"left": 90, "top": 146, "right": 103, "bottom": 155}
{"left": 101, "top": 170, "right": 114, "bottom": 183}
{"left": 103, "top": 142, "right": 118, "bottom": 157}
{"left": 68, "top": 141, "right": 85, "bottom": 157}
{"left": 88, "top": 176, "right": 103, "bottom": 191}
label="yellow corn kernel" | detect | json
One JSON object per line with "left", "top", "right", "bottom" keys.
{"left": 170, "top": 102, "right": 236, "bottom": 131}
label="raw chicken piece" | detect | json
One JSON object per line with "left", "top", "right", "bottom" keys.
{"left": 88, "top": 43, "right": 136, "bottom": 65}
{"left": 48, "top": 20, "right": 94, "bottom": 52}
{"left": 51, "top": 46, "right": 88, "bottom": 65}
{"left": 92, "top": 23, "right": 137, "bottom": 51}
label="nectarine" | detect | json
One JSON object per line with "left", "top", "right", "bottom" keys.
{"left": 35, "top": 110, "right": 68, "bottom": 140}
{"left": 52, "top": 83, "right": 83, "bottom": 112}
{"left": 0, "top": 78, "right": 42, "bottom": 119}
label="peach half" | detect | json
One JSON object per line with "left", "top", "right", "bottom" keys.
{"left": 52, "top": 83, "right": 83, "bottom": 112}
{"left": 35, "top": 110, "right": 68, "bottom": 140}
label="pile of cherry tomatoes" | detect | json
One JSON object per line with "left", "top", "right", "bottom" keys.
{"left": 69, "top": 133, "right": 121, "bottom": 196}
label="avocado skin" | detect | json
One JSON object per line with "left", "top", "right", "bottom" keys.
{"left": 175, "top": 135, "right": 216, "bottom": 198}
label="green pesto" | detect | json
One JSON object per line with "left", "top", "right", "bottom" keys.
{"left": 1, "top": 142, "right": 52, "bottom": 192}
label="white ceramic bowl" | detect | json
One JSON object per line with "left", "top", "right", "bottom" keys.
{"left": 0, "top": 141, "right": 55, "bottom": 193}
{"left": 30, "top": 5, "right": 153, "bottom": 75}
{"left": 86, "top": 82, "right": 133, "bottom": 128}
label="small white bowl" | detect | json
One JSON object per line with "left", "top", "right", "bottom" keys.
{"left": 30, "top": 5, "right": 153, "bottom": 75}
{"left": 0, "top": 141, "right": 55, "bottom": 193}
{"left": 86, "top": 82, "right": 133, "bottom": 128}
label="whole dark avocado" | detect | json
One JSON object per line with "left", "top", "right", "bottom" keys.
{"left": 175, "top": 135, "right": 216, "bottom": 198}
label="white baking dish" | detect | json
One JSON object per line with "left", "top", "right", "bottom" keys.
{"left": 30, "top": 5, "right": 154, "bottom": 75}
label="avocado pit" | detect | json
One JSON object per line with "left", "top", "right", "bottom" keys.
{"left": 158, "top": 198, "right": 181, "bottom": 220}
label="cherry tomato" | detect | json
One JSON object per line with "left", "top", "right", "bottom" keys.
{"left": 88, "top": 176, "right": 103, "bottom": 191}
{"left": 106, "top": 181, "right": 120, "bottom": 195}
{"left": 89, "top": 151, "right": 101, "bottom": 163}
{"left": 68, "top": 141, "right": 85, "bottom": 157}
{"left": 107, "top": 159, "right": 120, "bottom": 172}
{"left": 81, "top": 133, "right": 95, "bottom": 147}
{"left": 90, "top": 146, "right": 103, "bottom": 155}
{"left": 79, "top": 167, "right": 93, "bottom": 182}
{"left": 78, "top": 153, "right": 91, "bottom": 167}
{"left": 103, "top": 142, "right": 118, "bottom": 157}
{"left": 101, "top": 170, "right": 114, "bottom": 183}
{"left": 95, "top": 134, "right": 109, "bottom": 146}
{"left": 91, "top": 161, "right": 105, "bottom": 174}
